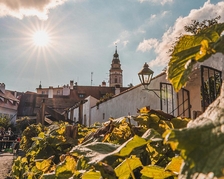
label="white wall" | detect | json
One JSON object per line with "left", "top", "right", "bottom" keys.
{"left": 90, "top": 74, "right": 168, "bottom": 124}
{"left": 83, "top": 96, "right": 98, "bottom": 126}
{"left": 69, "top": 96, "right": 98, "bottom": 126}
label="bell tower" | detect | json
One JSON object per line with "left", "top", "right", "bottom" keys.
{"left": 109, "top": 46, "right": 123, "bottom": 87}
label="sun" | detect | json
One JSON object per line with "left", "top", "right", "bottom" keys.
{"left": 33, "top": 30, "right": 50, "bottom": 47}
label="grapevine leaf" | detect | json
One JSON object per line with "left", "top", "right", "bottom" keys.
{"left": 134, "top": 113, "right": 173, "bottom": 134}
{"left": 212, "top": 35, "right": 224, "bottom": 54}
{"left": 170, "top": 117, "right": 190, "bottom": 129}
{"left": 70, "top": 142, "right": 119, "bottom": 164}
{"left": 42, "top": 172, "right": 56, "bottom": 179}
{"left": 165, "top": 156, "right": 183, "bottom": 174}
{"left": 55, "top": 156, "right": 76, "bottom": 178}
{"left": 164, "top": 90, "right": 224, "bottom": 178}
{"left": 114, "top": 135, "right": 148, "bottom": 157}
{"left": 168, "top": 23, "right": 224, "bottom": 92}
{"left": 114, "top": 155, "right": 142, "bottom": 179}
{"left": 82, "top": 170, "right": 101, "bottom": 179}
{"left": 35, "top": 156, "right": 54, "bottom": 173}
{"left": 140, "top": 165, "right": 174, "bottom": 179}
{"left": 94, "top": 162, "right": 117, "bottom": 179}
{"left": 71, "top": 135, "right": 148, "bottom": 164}
{"left": 141, "top": 129, "right": 162, "bottom": 141}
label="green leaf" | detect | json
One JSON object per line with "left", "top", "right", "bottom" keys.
{"left": 168, "top": 23, "right": 224, "bottom": 92}
{"left": 82, "top": 170, "right": 101, "bottom": 179}
{"left": 134, "top": 113, "right": 173, "bottom": 134}
{"left": 71, "top": 135, "right": 149, "bottom": 165}
{"left": 70, "top": 141, "right": 119, "bottom": 164}
{"left": 114, "top": 155, "right": 142, "bottom": 179}
{"left": 140, "top": 165, "right": 174, "bottom": 179}
{"left": 141, "top": 129, "right": 162, "bottom": 141}
{"left": 42, "top": 172, "right": 56, "bottom": 179}
{"left": 164, "top": 93, "right": 224, "bottom": 178}
{"left": 94, "top": 162, "right": 117, "bottom": 179}
{"left": 170, "top": 117, "right": 190, "bottom": 129}
{"left": 212, "top": 35, "right": 224, "bottom": 54}
{"left": 114, "top": 135, "right": 148, "bottom": 157}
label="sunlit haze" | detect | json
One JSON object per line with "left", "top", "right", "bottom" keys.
{"left": 33, "top": 31, "right": 50, "bottom": 47}
{"left": 0, "top": 0, "right": 223, "bottom": 92}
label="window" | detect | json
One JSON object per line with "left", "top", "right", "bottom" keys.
{"left": 115, "top": 78, "right": 117, "bottom": 83}
{"left": 42, "top": 91, "right": 45, "bottom": 94}
{"left": 79, "top": 94, "right": 85, "bottom": 98}
{"left": 103, "top": 113, "right": 105, "bottom": 120}
{"left": 201, "top": 65, "right": 222, "bottom": 111}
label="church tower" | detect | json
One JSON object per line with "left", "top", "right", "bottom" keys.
{"left": 109, "top": 46, "right": 123, "bottom": 87}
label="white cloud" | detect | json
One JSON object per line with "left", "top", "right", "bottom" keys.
{"left": 123, "top": 40, "right": 129, "bottom": 47}
{"left": 112, "top": 30, "right": 131, "bottom": 48}
{"left": 162, "top": 11, "right": 169, "bottom": 17}
{"left": 139, "top": 0, "right": 224, "bottom": 68}
{"left": 0, "top": 0, "right": 68, "bottom": 20}
{"left": 113, "top": 39, "right": 120, "bottom": 45}
{"left": 150, "top": 14, "right": 156, "bottom": 19}
{"left": 138, "top": 0, "right": 173, "bottom": 5}
{"left": 137, "top": 38, "right": 159, "bottom": 52}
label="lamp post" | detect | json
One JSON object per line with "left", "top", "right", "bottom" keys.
{"left": 138, "top": 62, "right": 154, "bottom": 89}
{"left": 138, "top": 62, "right": 160, "bottom": 98}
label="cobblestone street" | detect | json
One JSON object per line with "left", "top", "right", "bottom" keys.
{"left": 0, "top": 152, "right": 13, "bottom": 179}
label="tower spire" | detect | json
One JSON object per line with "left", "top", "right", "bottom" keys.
{"left": 109, "top": 46, "right": 123, "bottom": 87}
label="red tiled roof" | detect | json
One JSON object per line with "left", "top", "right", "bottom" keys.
{"left": 0, "top": 90, "right": 19, "bottom": 102}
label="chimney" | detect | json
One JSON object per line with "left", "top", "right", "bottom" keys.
{"left": 70, "top": 80, "right": 74, "bottom": 90}
{"left": 0, "top": 83, "right": 5, "bottom": 93}
{"left": 102, "top": 81, "right": 106, "bottom": 87}
{"left": 14, "top": 91, "right": 17, "bottom": 98}
{"left": 48, "top": 86, "right": 53, "bottom": 98}
{"left": 115, "top": 84, "right": 120, "bottom": 95}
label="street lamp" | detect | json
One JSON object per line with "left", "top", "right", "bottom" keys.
{"left": 138, "top": 62, "right": 160, "bottom": 98}
{"left": 138, "top": 62, "right": 154, "bottom": 89}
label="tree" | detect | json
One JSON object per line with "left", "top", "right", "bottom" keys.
{"left": 0, "top": 116, "right": 10, "bottom": 129}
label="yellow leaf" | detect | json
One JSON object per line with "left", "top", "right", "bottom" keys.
{"left": 36, "top": 158, "right": 52, "bottom": 173}
{"left": 165, "top": 156, "right": 183, "bottom": 174}
{"left": 141, "top": 165, "right": 174, "bottom": 179}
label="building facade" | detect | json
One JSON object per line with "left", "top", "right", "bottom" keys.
{"left": 0, "top": 83, "right": 19, "bottom": 124}
{"left": 79, "top": 54, "right": 224, "bottom": 126}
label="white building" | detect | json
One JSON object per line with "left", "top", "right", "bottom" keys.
{"left": 70, "top": 53, "right": 224, "bottom": 126}
{"left": 0, "top": 83, "right": 19, "bottom": 124}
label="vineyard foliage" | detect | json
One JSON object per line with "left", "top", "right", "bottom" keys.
{"left": 165, "top": 90, "right": 224, "bottom": 179}
{"left": 167, "top": 22, "right": 224, "bottom": 92}
{"left": 11, "top": 107, "right": 190, "bottom": 179}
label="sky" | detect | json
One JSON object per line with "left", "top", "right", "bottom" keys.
{"left": 0, "top": 0, "right": 224, "bottom": 92}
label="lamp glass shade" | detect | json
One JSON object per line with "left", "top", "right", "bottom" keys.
{"left": 138, "top": 63, "right": 154, "bottom": 88}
